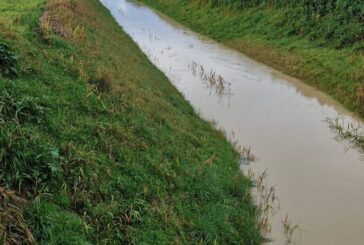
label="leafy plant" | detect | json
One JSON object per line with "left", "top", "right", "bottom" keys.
{"left": 0, "top": 43, "right": 18, "bottom": 78}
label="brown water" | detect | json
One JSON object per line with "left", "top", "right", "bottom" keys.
{"left": 100, "top": 0, "right": 364, "bottom": 244}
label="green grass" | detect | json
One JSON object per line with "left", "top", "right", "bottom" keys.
{"left": 0, "top": 0, "right": 261, "bottom": 244}
{"left": 138, "top": 0, "right": 364, "bottom": 118}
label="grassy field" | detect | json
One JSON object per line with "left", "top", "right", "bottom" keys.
{"left": 0, "top": 0, "right": 261, "bottom": 244}
{"left": 138, "top": 0, "right": 364, "bottom": 118}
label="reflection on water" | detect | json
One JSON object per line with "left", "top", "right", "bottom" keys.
{"left": 100, "top": 0, "right": 364, "bottom": 244}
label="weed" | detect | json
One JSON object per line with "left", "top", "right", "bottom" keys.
{"left": 0, "top": 43, "right": 18, "bottom": 78}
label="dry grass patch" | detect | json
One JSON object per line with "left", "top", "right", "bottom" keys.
{"left": 0, "top": 188, "right": 33, "bottom": 245}
{"left": 0, "top": 18, "right": 18, "bottom": 40}
{"left": 39, "top": 0, "right": 84, "bottom": 42}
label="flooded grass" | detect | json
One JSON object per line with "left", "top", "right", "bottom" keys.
{"left": 283, "top": 215, "right": 303, "bottom": 245}
{"left": 189, "top": 61, "right": 232, "bottom": 96}
{"left": 238, "top": 144, "right": 302, "bottom": 244}
{"left": 326, "top": 117, "right": 364, "bottom": 152}
{"left": 237, "top": 146, "right": 278, "bottom": 241}
{"left": 246, "top": 163, "right": 302, "bottom": 245}
{"left": 240, "top": 146, "right": 256, "bottom": 165}
{"left": 245, "top": 166, "right": 279, "bottom": 239}
{"left": 117, "top": 7, "right": 124, "bottom": 15}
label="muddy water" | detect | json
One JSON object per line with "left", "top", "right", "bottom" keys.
{"left": 100, "top": 0, "right": 364, "bottom": 244}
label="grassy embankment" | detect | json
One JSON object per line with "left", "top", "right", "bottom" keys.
{"left": 138, "top": 0, "right": 364, "bottom": 118}
{"left": 0, "top": 0, "right": 261, "bottom": 244}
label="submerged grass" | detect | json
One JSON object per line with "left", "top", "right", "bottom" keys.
{"left": 326, "top": 117, "right": 364, "bottom": 151}
{"left": 0, "top": 0, "right": 261, "bottom": 243}
{"left": 138, "top": 0, "right": 364, "bottom": 118}
{"left": 189, "top": 61, "right": 232, "bottom": 97}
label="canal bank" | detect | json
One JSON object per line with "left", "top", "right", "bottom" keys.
{"left": 101, "top": 0, "right": 364, "bottom": 244}
{"left": 0, "top": 0, "right": 260, "bottom": 243}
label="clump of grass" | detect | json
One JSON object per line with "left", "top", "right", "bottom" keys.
{"left": 0, "top": 188, "right": 34, "bottom": 245}
{"left": 88, "top": 73, "right": 113, "bottom": 93}
{"left": 0, "top": 19, "right": 19, "bottom": 40}
{"left": 0, "top": 43, "right": 18, "bottom": 78}
{"left": 39, "top": 0, "right": 84, "bottom": 42}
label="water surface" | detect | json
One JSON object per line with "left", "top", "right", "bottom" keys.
{"left": 100, "top": 0, "right": 364, "bottom": 244}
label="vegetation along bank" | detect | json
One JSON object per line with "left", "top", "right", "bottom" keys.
{"left": 0, "top": 0, "right": 261, "bottom": 243}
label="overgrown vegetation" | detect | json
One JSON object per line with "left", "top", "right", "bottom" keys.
{"left": 139, "top": 0, "right": 364, "bottom": 117}
{"left": 0, "top": 0, "right": 261, "bottom": 243}
{"left": 203, "top": 0, "right": 364, "bottom": 49}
